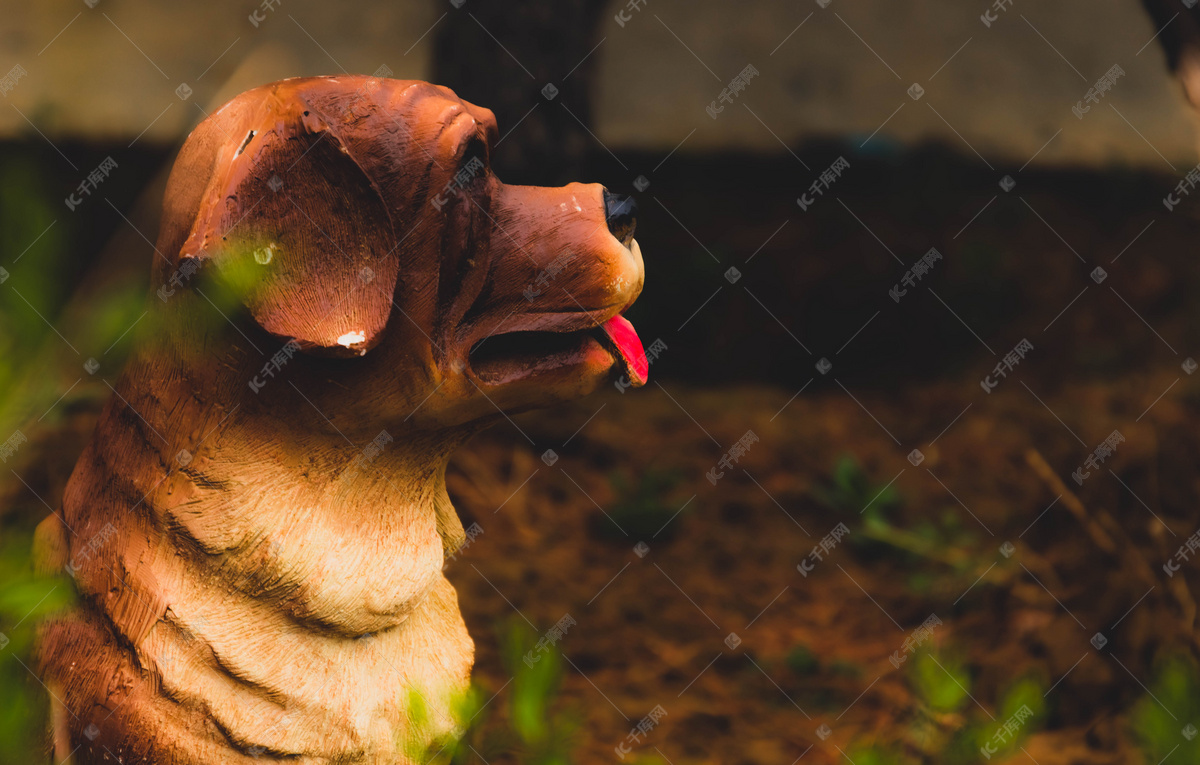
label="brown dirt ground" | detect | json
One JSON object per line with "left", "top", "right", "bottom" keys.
{"left": 445, "top": 362, "right": 1200, "bottom": 764}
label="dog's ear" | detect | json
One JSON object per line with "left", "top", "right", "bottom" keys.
{"left": 178, "top": 99, "right": 399, "bottom": 357}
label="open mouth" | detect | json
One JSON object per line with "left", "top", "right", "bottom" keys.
{"left": 468, "top": 312, "right": 648, "bottom": 386}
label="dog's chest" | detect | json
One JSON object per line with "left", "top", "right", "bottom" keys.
{"left": 172, "top": 469, "right": 447, "bottom": 634}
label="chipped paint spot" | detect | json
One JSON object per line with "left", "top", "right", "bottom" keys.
{"left": 253, "top": 243, "right": 276, "bottom": 265}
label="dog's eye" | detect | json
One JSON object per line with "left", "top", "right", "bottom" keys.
{"left": 457, "top": 137, "right": 488, "bottom": 177}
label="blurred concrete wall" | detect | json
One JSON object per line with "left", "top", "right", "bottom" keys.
{"left": 596, "top": 0, "right": 1199, "bottom": 170}
{"left": 1, "top": 0, "right": 1196, "bottom": 169}
{"left": 0, "top": 0, "right": 436, "bottom": 143}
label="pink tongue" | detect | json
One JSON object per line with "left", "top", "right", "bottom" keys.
{"left": 600, "top": 315, "right": 649, "bottom": 385}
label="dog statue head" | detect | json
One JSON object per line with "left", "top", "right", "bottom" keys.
{"left": 158, "top": 75, "right": 647, "bottom": 434}
{"left": 37, "top": 76, "right": 648, "bottom": 764}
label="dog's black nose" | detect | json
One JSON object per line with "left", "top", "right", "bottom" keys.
{"left": 603, "top": 190, "right": 637, "bottom": 247}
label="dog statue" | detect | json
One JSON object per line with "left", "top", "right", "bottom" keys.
{"left": 32, "top": 76, "right": 648, "bottom": 764}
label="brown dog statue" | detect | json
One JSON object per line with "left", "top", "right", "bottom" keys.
{"left": 32, "top": 76, "right": 647, "bottom": 764}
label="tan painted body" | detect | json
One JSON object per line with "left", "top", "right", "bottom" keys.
{"left": 33, "top": 76, "right": 644, "bottom": 764}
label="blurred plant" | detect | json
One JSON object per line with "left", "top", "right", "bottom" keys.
{"left": 0, "top": 533, "right": 77, "bottom": 763}
{"left": 401, "top": 681, "right": 490, "bottom": 765}
{"left": 808, "top": 455, "right": 985, "bottom": 583}
{"left": 414, "top": 618, "right": 580, "bottom": 765}
{"left": 844, "top": 747, "right": 911, "bottom": 765}
{"left": 0, "top": 153, "right": 68, "bottom": 397}
{"left": 786, "top": 644, "right": 820, "bottom": 676}
{"left": 0, "top": 149, "right": 83, "bottom": 762}
{"left": 859, "top": 506, "right": 979, "bottom": 575}
{"left": 811, "top": 455, "right": 900, "bottom": 515}
{"left": 968, "top": 675, "right": 1046, "bottom": 762}
{"left": 904, "top": 648, "right": 1045, "bottom": 764}
{"left": 501, "top": 619, "right": 579, "bottom": 764}
{"left": 1132, "top": 653, "right": 1200, "bottom": 763}
{"left": 907, "top": 649, "right": 972, "bottom": 758}
{"left": 0, "top": 147, "right": 150, "bottom": 439}
{"left": 591, "top": 468, "right": 684, "bottom": 541}
{"left": 828, "top": 659, "right": 863, "bottom": 680}
{"left": 910, "top": 649, "right": 970, "bottom": 715}
{"left": 812, "top": 458, "right": 980, "bottom": 576}
{"left": 812, "top": 457, "right": 975, "bottom": 574}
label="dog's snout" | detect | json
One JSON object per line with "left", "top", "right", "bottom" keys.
{"left": 603, "top": 190, "right": 637, "bottom": 248}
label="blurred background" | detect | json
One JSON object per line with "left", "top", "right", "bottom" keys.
{"left": 5, "top": 0, "right": 1200, "bottom": 762}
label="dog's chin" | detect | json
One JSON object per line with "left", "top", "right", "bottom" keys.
{"left": 467, "top": 327, "right": 619, "bottom": 387}
{"left": 465, "top": 306, "right": 647, "bottom": 395}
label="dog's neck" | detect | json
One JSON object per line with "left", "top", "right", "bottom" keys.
{"left": 50, "top": 337, "right": 482, "bottom": 757}
{"left": 76, "top": 340, "right": 476, "bottom": 640}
